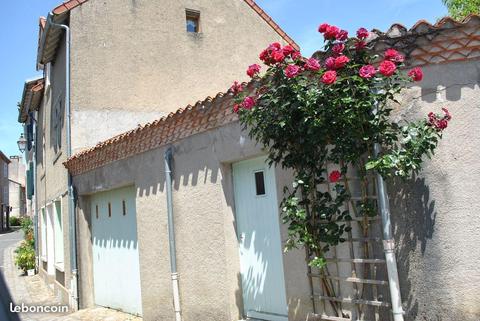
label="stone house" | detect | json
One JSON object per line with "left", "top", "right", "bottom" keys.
{"left": 63, "top": 15, "right": 480, "bottom": 321}
{"left": 7, "top": 156, "right": 26, "bottom": 218}
{"left": 17, "top": 0, "right": 298, "bottom": 311}
{"left": 0, "top": 151, "right": 11, "bottom": 230}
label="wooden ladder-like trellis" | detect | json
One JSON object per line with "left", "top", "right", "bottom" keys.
{"left": 307, "top": 170, "right": 394, "bottom": 321}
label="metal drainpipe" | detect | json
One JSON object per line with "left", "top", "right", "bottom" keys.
{"left": 164, "top": 147, "right": 182, "bottom": 321}
{"left": 372, "top": 119, "right": 404, "bottom": 319}
{"left": 46, "top": 13, "right": 78, "bottom": 310}
{"left": 32, "top": 115, "right": 39, "bottom": 261}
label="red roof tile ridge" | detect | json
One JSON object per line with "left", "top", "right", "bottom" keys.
{"left": 65, "top": 83, "right": 250, "bottom": 163}
{"left": 52, "top": 0, "right": 88, "bottom": 15}
{"left": 242, "top": 0, "right": 299, "bottom": 50}
{"left": 387, "top": 14, "right": 480, "bottom": 35}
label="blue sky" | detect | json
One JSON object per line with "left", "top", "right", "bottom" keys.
{"left": 0, "top": 0, "right": 448, "bottom": 158}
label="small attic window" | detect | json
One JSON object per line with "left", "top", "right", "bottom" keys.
{"left": 186, "top": 9, "right": 200, "bottom": 33}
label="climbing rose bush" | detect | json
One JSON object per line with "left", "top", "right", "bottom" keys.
{"left": 230, "top": 23, "right": 450, "bottom": 269}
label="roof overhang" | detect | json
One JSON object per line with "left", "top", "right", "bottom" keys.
{"left": 0, "top": 151, "right": 11, "bottom": 164}
{"left": 36, "top": 0, "right": 298, "bottom": 67}
{"left": 18, "top": 77, "right": 45, "bottom": 123}
{"left": 37, "top": 12, "right": 69, "bottom": 67}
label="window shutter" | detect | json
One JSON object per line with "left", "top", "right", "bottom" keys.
{"left": 26, "top": 162, "right": 34, "bottom": 200}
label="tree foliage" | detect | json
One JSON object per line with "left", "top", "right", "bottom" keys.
{"left": 443, "top": 0, "right": 480, "bottom": 20}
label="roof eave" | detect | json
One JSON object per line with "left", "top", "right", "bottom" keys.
{"left": 18, "top": 77, "right": 45, "bottom": 123}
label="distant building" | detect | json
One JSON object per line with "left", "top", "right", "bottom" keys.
{"left": 0, "top": 151, "right": 10, "bottom": 230}
{"left": 8, "top": 156, "right": 26, "bottom": 218}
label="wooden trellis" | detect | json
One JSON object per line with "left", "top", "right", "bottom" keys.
{"left": 307, "top": 168, "right": 394, "bottom": 321}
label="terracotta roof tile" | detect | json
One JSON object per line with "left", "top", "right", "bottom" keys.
{"left": 52, "top": 0, "right": 89, "bottom": 15}
{"left": 39, "top": 17, "right": 46, "bottom": 30}
{"left": 64, "top": 82, "right": 254, "bottom": 175}
{"left": 243, "top": 0, "right": 299, "bottom": 50}
{"left": 65, "top": 15, "right": 480, "bottom": 175}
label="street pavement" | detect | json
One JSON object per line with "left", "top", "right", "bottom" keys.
{"left": 0, "top": 229, "right": 23, "bottom": 321}
{"left": 0, "top": 232, "right": 142, "bottom": 321}
{"left": 0, "top": 229, "right": 23, "bottom": 271}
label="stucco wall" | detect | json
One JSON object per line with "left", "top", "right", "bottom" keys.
{"left": 0, "top": 157, "right": 9, "bottom": 208}
{"left": 73, "top": 121, "right": 312, "bottom": 321}
{"left": 35, "top": 34, "right": 72, "bottom": 304}
{"left": 8, "top": 157, "right": 26, "bottom": 217}
{"left": 68, "top": 0, "right": 288, "bottom": 153}
{"left": 390, "top": 59, "right": 480, "bottom": 321}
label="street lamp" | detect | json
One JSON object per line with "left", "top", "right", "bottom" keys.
{"left": 17, "top": 133, "right": 27, "bottom": 153}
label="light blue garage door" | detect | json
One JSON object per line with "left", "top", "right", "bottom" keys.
{"left": 90, "top": 186, "right": 142, "bottom": 316}
{"left": 233, "top": 157, "right": 288, "bottom": 321}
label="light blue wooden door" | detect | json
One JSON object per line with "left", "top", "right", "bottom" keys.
{"left": 233, "top": 157, "right": 288, "bottom": 321}
{"left": 91, "top": 186, "right": 142, "bottom": 316}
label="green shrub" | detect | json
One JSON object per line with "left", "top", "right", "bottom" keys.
{"left": 15, "top": 241, "right": 36, "bottom": 272}
{"left": 20, "top": 217, "right": 33, "bottom": 235}
{"left": 9, "top": 216, "right": 21, "bottom": 226}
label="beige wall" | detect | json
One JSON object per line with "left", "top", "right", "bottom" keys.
{"left": 0, "top": 157, "right": 9, "bottom": 208}
{"left": 35, "top": 34, "right": 72, "bottom": 304}
{"left": 73, "top": 121, "right": 312, "bottom": 321}
{"left": 8, "top": 156, "right": 26, "bottom": 217}
{"left": 68, "top": 0, "right": 288, "bottom": 153}
{"left": 72, "top": 57, "right": 480, "bottom": 321}
{"left": 389, "top": 59, "right": 480, "bottom": 321}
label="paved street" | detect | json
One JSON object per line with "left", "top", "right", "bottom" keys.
{"left": 0, "top": 229, "right": 23, "bottom": 321}
{"left": 0, "top": 230, "right": 141, "bottom": 321}
{"left": 0, "top": 229, "right": 23, "bottom": 270}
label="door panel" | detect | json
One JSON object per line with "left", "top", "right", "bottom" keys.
{"left": 91, "top": 186, "right": 142, "bottom": 316}
{"left": 46, "top": 204, "right": 55, "bottom": 275}
{"left": 233, "top": 157, "right": 288, "bottom": 321}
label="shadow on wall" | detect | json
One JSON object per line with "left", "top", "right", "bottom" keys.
{"left": 389, "top": 176, "right": 436, "bottom": 320}
{"left": 390, "top": 63, "right": 480, "bottom": 320}
{"left": 0, "top": 270, "right": 21, "bottom": 321}
{"left": 133, "top": 147, "right": 247, "bottom": 318}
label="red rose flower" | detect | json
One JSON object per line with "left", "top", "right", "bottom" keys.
{"left": 322, "top": 70, "right": 337, "bottom": 85}
{"left": 334, "top": 55, "right": 350, "bottom": 69}
{"left": 324, "top": 25, "right": 340, "bottom": 40}
{"left": 233, "top": 104, "right": 240, "bottom": 113}
{"left": 282, "top": 45, "right": 295, "bottom": 56}
{"left": 379, "top": 60, "right": 397, "bottom": 77}
{"left": 356, "top": 27, "right": 369, "bottom": 39}
{"left": 355, "top": 40, "right": 367, "bottom": 50}
{"left": 291, "top": 51, "right": 301, "bottom": 60}
{"left": 427, "top": 108, "right": 451, "bottom": 131}
{"left": 230, "top": 81, "right": 244, "bottom": 95}
{"left": 247, "top": 64, "right": 261, "bottom": 77}
{"left": 442, "top": 108, "right": 452, "bottom": 121}
{"left": 384, "top": 48, "right": 399, "bottom": 60}
{"left": 408, "top": 67, "right": 423, "bottom": 82}
{"left": 242, "top": 96, "right": 256, "bottom": 110}
{"left": 332, "top": 43, "right": 345, "bottom": 55}
{"left": 304, "top": 58, "right": 320, "bottom": 71}
{"left": 336, "top": 29, "right": 348, "bottom": 41}
{"left": 269, "top": 42, "right": 282, "bottom": 51}
{"left": 325, "top": 57, "right": 336, "bottom": 70}
{"left": 272, "top": 50, "right": 285, "bottom": 63}
{"left": 284, "top": 64, "right": 301, "bottom": 78}
{"left": 329, "top": 170, "right": 341, "bottom": 183}
{"left": 259, "top": 49, "right": 268, "bottom": 62}
{"left": 384, "top": 48, "right": 404, "bottom": 63}
{"left": 359, "top": 65, "right": 376, "bottom": 79}
{"left": 318, "top": 23, "right": 330, "bottom": 33}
